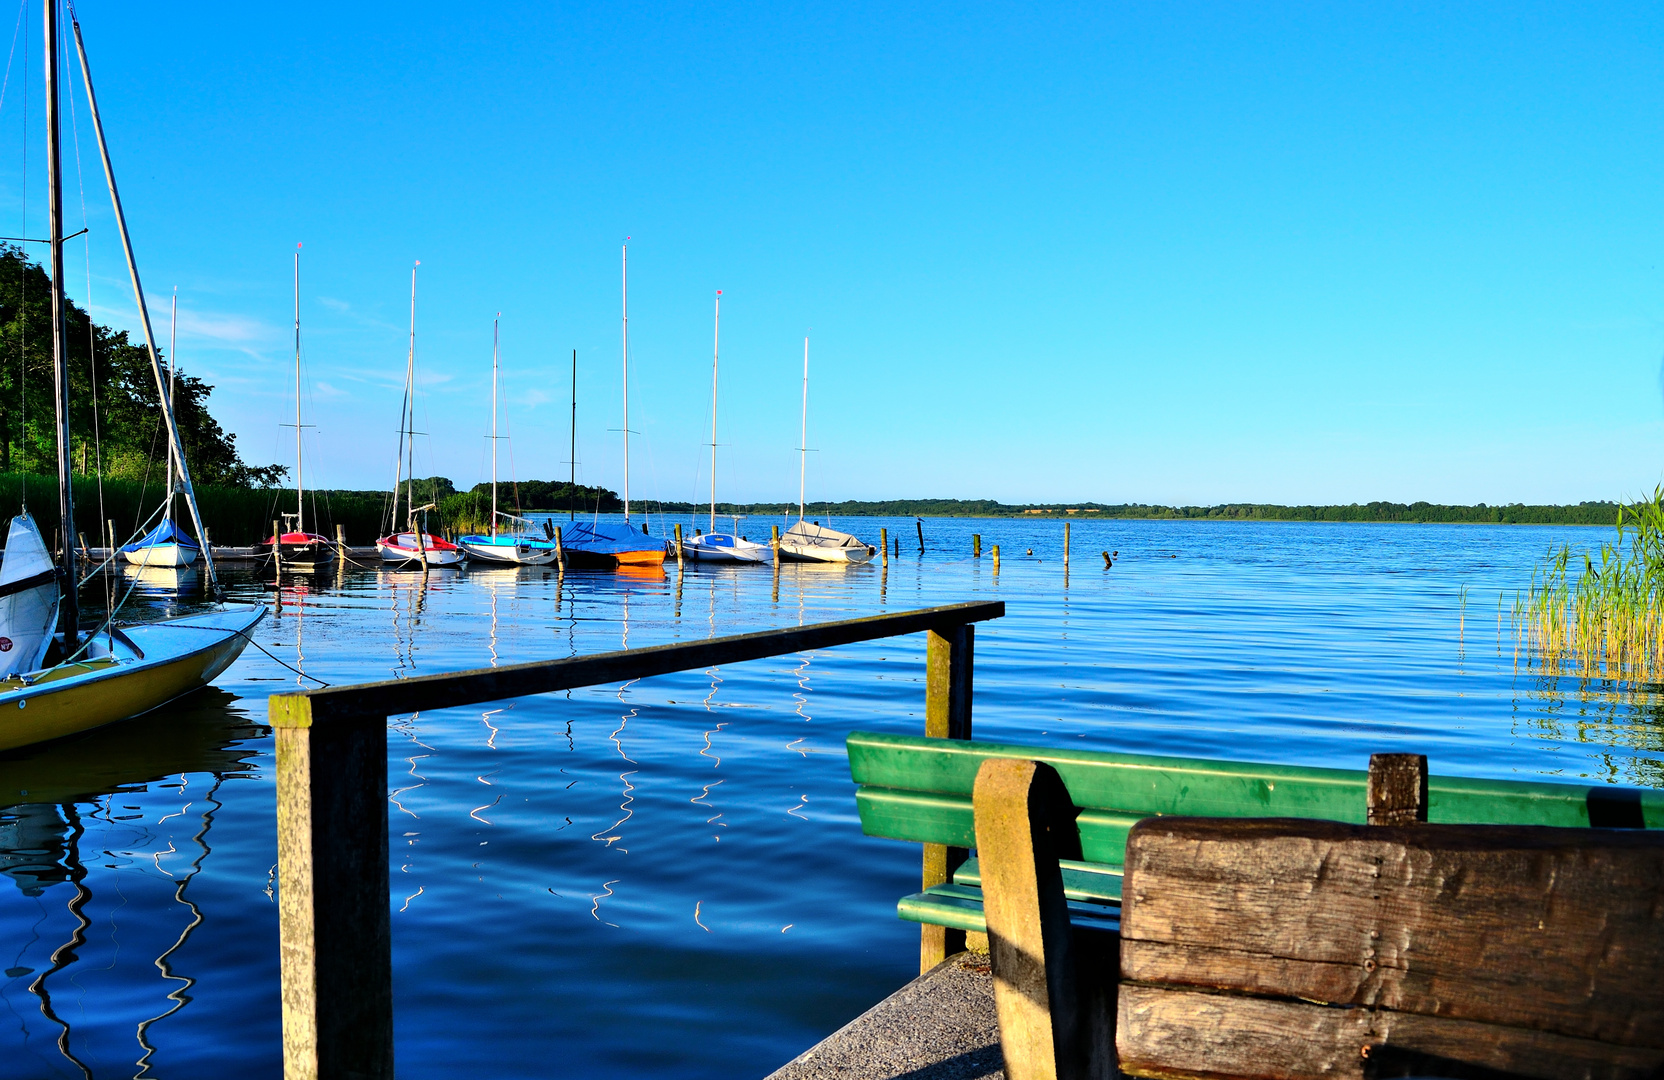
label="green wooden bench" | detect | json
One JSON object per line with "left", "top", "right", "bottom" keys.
{"left": 848, "top": 730, "right": 1664, "bottom": 939}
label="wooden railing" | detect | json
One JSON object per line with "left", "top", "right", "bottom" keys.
{"left": 267, "top": 599, "right": 1004, "bottom": 1080}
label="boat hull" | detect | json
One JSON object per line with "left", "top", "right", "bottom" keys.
{"left": 0, "top": 605, "right": 266, "bottom": 753}
{"left": 777, "top": 543, "right": 874, "bottom": 564}
{"left": 122, "top": 542, "right": 199, "bottom": 568}
{"left": 259, "top": 532, "right": 338, "bottom": 570}
{"left": 377, "top": 533, "right": 465, "bottom": 567}
{"left": 684, "top": 534, "right": 770, "bottom": 564}
{"left": 458, "top": 536, "right": 559, "bottom": 566}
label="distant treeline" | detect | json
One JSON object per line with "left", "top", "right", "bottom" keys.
{"left": 653, "top": 498, "right": 1624, "bottom": 526}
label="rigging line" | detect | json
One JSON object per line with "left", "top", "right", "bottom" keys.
{"left": 12, "top": 0, "right": 25, "bottom": 481}
{"left": 61, "top": 15, "right": 103, "bottom": 597}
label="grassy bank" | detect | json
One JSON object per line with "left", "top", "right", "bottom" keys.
{"left": 651, "top": 498, "right": 1621, "bottom": 525}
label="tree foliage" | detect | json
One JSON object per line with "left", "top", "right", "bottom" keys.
{"left": 0, "top": 244, "right": 283, "bottom": 487}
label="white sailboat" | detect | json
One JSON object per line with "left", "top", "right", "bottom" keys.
{"left": 683, "top": 291, "right": 769, "bottom": 565}
{"left": 122, "top": 291, "right": 199, "bottom": 568}
{"left": 259, "top": 245, "right": 335, "bottom": 569}
{"left": 458, "top": 315, "right": 558, "bottom": 566}
{"left": 776, "top": 336, "right": 874, "bottom": 564}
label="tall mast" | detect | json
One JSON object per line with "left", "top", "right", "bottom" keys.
{"left": 294, "top": 246, "right": 302, "bottom": 533}
{"left": 798, "top": 336, "right": 809, "bottom": 523}
{"left": 710, "top": 290, "right": 720, "bottom": 533}
{"left": 490, "top": 314, "right": 499, "bottom": 537}
{"left": 167, "top": 289, "right": 176, "bottom": 524}
{"left": 405, "top": 262, "right": 418, "bottom": 534}
{"left": 621, "top": 240, "right": 630, "bottom": 522}
{"left": 45, "top": 0, "right": 76, "bottom": 639}
{"left": 69, "top": 9, "right": 218, "bottom": 591}
{"left": 569, "top": 348, "right": 576, "bottom": 521}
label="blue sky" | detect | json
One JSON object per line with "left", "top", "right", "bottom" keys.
{"left": 5, "top": 2, "right": 1663, "bottom": 505}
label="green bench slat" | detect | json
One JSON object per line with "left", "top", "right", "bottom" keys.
{"left": 898, "top": 883, "right": 1121, "bottom": 935}
{"left": 953, "top": 857, "right": 1123, "bottom": 904}
{"left": 856, "top": 786, "right": 1143, "bottom": 863}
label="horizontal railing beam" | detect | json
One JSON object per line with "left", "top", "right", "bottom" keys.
{"left": 268, "top": 600, "right": 1004, "bottom": 726}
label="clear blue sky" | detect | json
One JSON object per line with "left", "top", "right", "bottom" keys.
{"left": 5, "top": 2, "right": 1663, "bottom": 505}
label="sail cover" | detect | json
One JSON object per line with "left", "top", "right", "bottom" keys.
{"left": 0, "top": 514, "right": 60, "bottom": 677}
{"left": 561, "top": 521, "right": 668, "bottom": 556}
{"left": 119, "top": 518, "right": 201, "bottom": 553}
{"left": 783, "top": 520, "right": 866, "bottom": 550}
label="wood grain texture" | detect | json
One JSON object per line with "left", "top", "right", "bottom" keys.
{"left": 1367, "top": 754, "right": 1428, "bottom": 826}
{"left": 921, "top": 623, "right": 975, "bottom": 972}
{"left": 1117, "top": 985, "right": 1664, "bottom": 1080}
{"left": 1119, "top": 818, "right": 1664, "bottom": 1048}
{"left": 974, "top": 758, "right": 1088, "bottom": 1080}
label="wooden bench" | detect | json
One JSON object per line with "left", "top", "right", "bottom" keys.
{"left": 849, "top": 730, "right": 1664, "bottom": 941}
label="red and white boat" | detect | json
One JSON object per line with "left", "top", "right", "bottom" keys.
{"left": 376, "top": 530, "right": 464, "bottom": 567}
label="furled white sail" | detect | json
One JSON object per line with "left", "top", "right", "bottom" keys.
{"left": 0, "top": 514, "right": 60, "bottom": 677}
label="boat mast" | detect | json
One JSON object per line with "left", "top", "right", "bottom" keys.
{"left": 294, "top": 246, "right": 303, "bottom": 534}
{"left": 69, "top": 10, "right": 218, "bottom": 591}
{"left": 710, "top": 290, "right": 720, "bottom": 533}
{"left": 798, "top": 336, "right": 809, "bottom": 524}
{"left": 45, "top": 0, "right": 77, "bottom": 640}
{"left": 621, "top": 239, "right": 630, "bottom": 522}
{"left": 167, "top": 289, "right": 176, "bottom": 524}
{"left": 490, "top": 314, "right": 499, "bottom": 537}
{"left": 405, "top": 262, "right": 418, "bottom": 536}
{"left": 569, "top": 348, "right": 576, "bottom": 521}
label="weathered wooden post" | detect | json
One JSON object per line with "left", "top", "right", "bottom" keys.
{"left": 974, "top": 757, "right": 1088, "bottom": 1080}
{"left": 1063, "top": 521, "right": 1070, "bottom": 566}
{"left": 992, "top": 545, "right": 1001, "bottom": 572}
{"left": 1102, "top": 551, "right": 1111, "bottom": 568}
{"left": 880, "top": 527, "right": 888, "bottom": 568}
{"left": 920, "top": 620, "right": 974, "bottom": 972}
{"left": 554, "top": 526, "right": 565, "bottom": 571}
{"left": 106, "top": 518, "right": 115, "bottom": 560}
{"left": 273, "top": 520, "right": 283, "bottom": 576}
{"left": 335, "top": 524, "right": 347, "bottom": 563}
{"left": 1367, "top": 753, "right": 1428, "bottom": 825}
{"left": 973, "top": 533, "right": 981, "bottom": 558}
{"left": 674, "top": 523, "right": 684, "bottom": 567}
{"left": 771, "top": 524, "right": 781, "bottom": 563}
{"left": 269, "top": 693, "right": 394, "bottom": 1080}
{"left": 916, "top": 517, "right": 925, "bottom": 554}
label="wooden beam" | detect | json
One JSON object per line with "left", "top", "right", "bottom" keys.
{"left": 1118, "top": 816, "right": 1664, "bottom": 1076}
{"left": 271, "top": 600, "right": 1004, "bottom": 724}
{"left": 974, "top": 757, "right": 1090, "bottom": 1080}
{"left": 921, "top": 623, "right": 975, "bottom": 971}
{"left": 271, "top": 694, "right": 393, "bottom": 1080}
{"left": 1368, "top": 752, "right": 1428, "bottom": 825}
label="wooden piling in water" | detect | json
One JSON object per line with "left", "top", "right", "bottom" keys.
{"left": 106, "top": 519, "right": 115, "bottom": 561}
{"left": 1102, "top": 551, "right": 1111, "bottom": 568}
{"left": 554, "top": 527, "right": 565, "bottom": 571}
{"left": 336, "top": 524, "right": 347, "bottom": 563}
{"left": 771, "top": 524, "right": 781, "bottom": 564}
{"left": 916, "top": 518, "right": 925, "bottom": 554}
{"left": 992, "top": 545, "right": 1000, "bottom": 572}
{"left": 973, "top": 534, "right": 981, "bottom": 558}
{"left": 273, "top": 520, "right": 282, "bottom": 575}
{"left": 674, "top": 523, "right": 684, "bottom": 567}
{"left": 880, "top": 527, "right": 888, "bottom": 568}
{"left": 1063, "top": 521, "right": 1070, "bottom": 565}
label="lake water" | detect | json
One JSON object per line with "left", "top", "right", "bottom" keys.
{"left": 1, "top": 516, "right": 1659, "bottom": 1079}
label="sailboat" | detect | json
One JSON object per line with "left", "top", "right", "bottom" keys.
{"left": 258, "top": 245, "right": 335, "bottom": 569}
{"left": 122, "top": 291, "right": 202, "bottom": 569}
{"left": 0, "top": 2, "right": 263, "bottom": 753}
{"left": 377, "top": 262, "right": 464, "bottom": 568}
{"left": 777, "top": 336, "right": 874, "bottom": 564}
{"left": 457, "top": 316, "right": 557, "bottom": 566}
{"left": 561, "top": 240, "right": 667, "bottom": 569}
{"left": 683, "top": 291, "right": 768, "bottom": 564}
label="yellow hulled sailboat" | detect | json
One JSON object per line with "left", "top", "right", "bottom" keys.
{"left": 0, "top": 2, "right": 262, "bottom": 752}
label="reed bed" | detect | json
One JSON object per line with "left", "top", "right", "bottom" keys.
{"left": 1516, "top": 488, "right": 1664, "bottom": 683}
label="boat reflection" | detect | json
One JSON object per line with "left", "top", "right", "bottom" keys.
{"left": 121, "top": 562, "right": 201, "bottom": 596}
{"left": 0, "top": 689, "right": 264, "bottom": 1077}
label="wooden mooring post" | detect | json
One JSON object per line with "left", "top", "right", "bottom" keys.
{"left": 268, "top": 602, "right": 1001, "bottom": 1079}
{"left": 554, "top": 526, "right": 565, "bottom": 571}
{"left": 916, "top": 517, "right": 925, "bottom": 554}
{"left": 880, "top": 527, "right": 888, "bottom": 568}
{"left": 1063, "top": 520, "right": 1070, "bottom": 566}
{"left": 273, "top": 520, "right": 283, "bottom": 576}
{"left": 920, "top": 621, "right": 974, "bottom": 972}
{"left": 771, "top": 524, "right": 781, "bottom": 563}
{"left": 674, "top": 523, "right": 684, "bottom": 567}
{"left": 992, "top": 544, "right": 1001, "bottom": 572}
{"left": 973, "top": 533, "right": 981, "bottom": 558}
{"left": 335, "top": 524, "right": 347, "bottom": 563}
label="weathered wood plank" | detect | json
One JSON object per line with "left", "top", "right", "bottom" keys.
{"left": 974, "top": 757, "right": 1088, "bottom": 1080}
{"left": 1367, "top": 753, "right": 1427, "bottom": 825}
{"left": 1117, "top": 984, "right": 1664, "bottom": 1080}
{"left": 1119, "top": 818, "right": 1664, "bottom": 1048}
{"left": 273, "top": 601, "right": 1003, "bottom": 723}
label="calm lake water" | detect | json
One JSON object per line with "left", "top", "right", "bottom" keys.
{"left": 1, "top": 516, "right": 1659, "bottom": 1078}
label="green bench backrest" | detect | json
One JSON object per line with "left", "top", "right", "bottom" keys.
{"left": 848, "top": 731, "right": 1664, "bottom": 866}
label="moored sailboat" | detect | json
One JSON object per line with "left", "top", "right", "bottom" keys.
{"left": 122, "top": 291, "right": 201, "bottom": 568}
{"left": 0, "top": 2, "right": 263, "bottom": 753}
{"left": 458, "top": 315, "right": 557, "bottom": 566}
{"left": 377, "top": 261, "right": 464, "bottom": 568}
{"left": 258, "top": 245, "right": 335, "bottom": 569}
{"left": 683, "top": 290, "right": 769, "bottom": 565}
{"left": 562, "top": 240, "right": 667, "bottom": 569}
{"left": 776, "top": 336, "right": 874, "bottom": 564}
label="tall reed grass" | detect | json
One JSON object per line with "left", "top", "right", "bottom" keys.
{"left": 1516, "top": 487, "right": 1664, "bottom": 682}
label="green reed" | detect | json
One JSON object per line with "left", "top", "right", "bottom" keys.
{"left": 1516, "top": 486, "right": 1664, "bottom": 682}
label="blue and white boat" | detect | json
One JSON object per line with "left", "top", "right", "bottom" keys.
{"left": 121, "top": 518, "right": 201, "bottom": 569}
{"left": 683, "top": 291, "right": 770, "bottom": 566}
{"left": 456, "top": 316, "right": 557, "bottom": 566}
